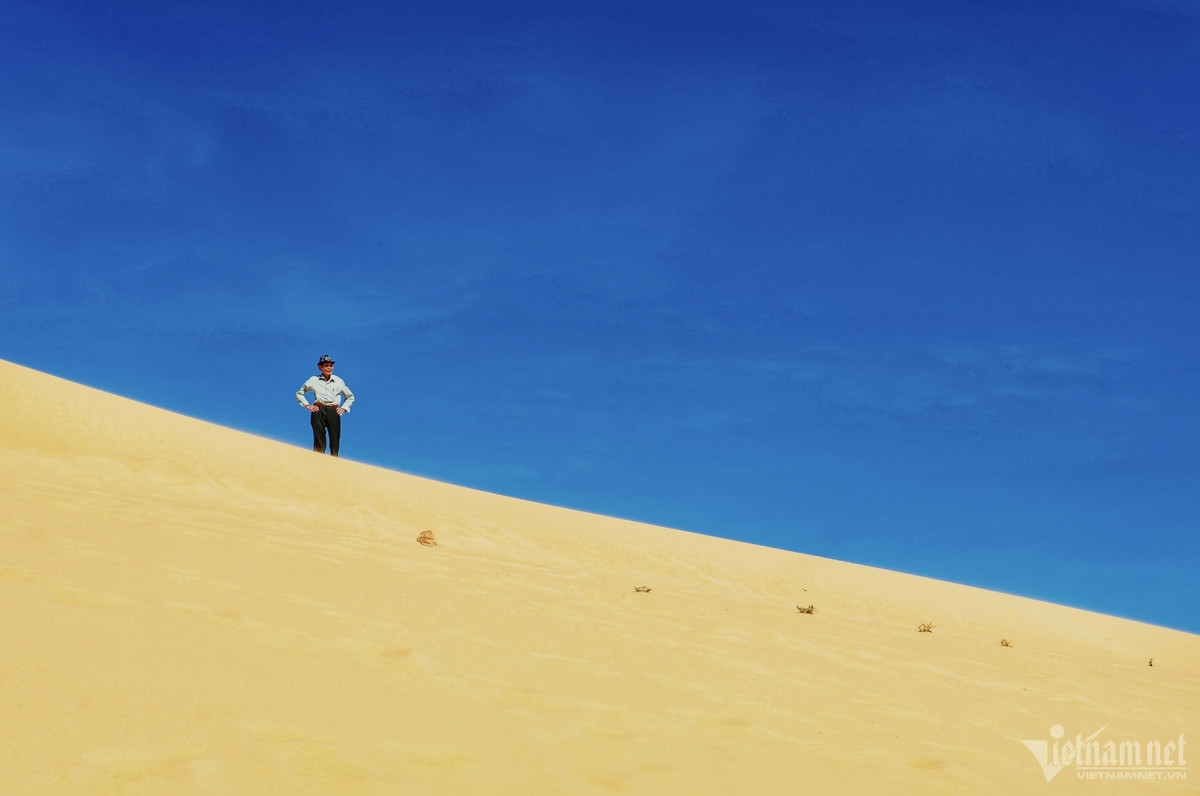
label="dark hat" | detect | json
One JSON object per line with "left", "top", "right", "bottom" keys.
{"left": 317, "top": 354, "right": 335, "bottom": 365}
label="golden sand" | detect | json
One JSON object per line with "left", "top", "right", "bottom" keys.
{"left": 2, "top": 359, "right": 1196, "bottom": 794}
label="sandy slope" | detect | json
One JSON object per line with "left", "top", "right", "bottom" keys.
{"left": 1, "top": 359, "right": 1196, "bottom": 794}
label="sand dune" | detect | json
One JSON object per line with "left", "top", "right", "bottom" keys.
{"left": 2, "top": 358, "right": 1196, "bottom": 794}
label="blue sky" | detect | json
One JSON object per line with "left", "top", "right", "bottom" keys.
{"left": 3, "top": 0, "right": 1198, "bottom": 633}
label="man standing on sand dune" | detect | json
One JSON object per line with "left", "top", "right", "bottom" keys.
{"left": 296, "top": 354, "right": 355, "bottom": 457}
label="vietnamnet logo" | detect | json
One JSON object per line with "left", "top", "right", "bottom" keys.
{"left": 1021, "top": 723, "right": 1188, "bottom": 782}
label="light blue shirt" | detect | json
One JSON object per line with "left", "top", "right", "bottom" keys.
{"left": 296, "top": 374, "right": 355, "bottom": 411}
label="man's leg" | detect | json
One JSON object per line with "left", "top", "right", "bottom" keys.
{"left": 327, "top": 408, "right": 342, "bottom": 457}
{"left": 311, "top": 410, "right": 327, "bottom": 453}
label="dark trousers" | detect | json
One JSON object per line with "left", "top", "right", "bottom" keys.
{"left": 311, "top": 406, "right": 342, "bottom": 456}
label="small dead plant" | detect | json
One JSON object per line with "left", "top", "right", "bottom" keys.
{"left": 416, "top": 530, "right": 437, "bottom": 547}
{"left": 634, "top": 585, "right": 652, "bottom": 593}
{"left": 795, "top": 604, "right": 816, "bottom": 615}
{"left": 917, "top": 622, "right": 934, "bottom": 633}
